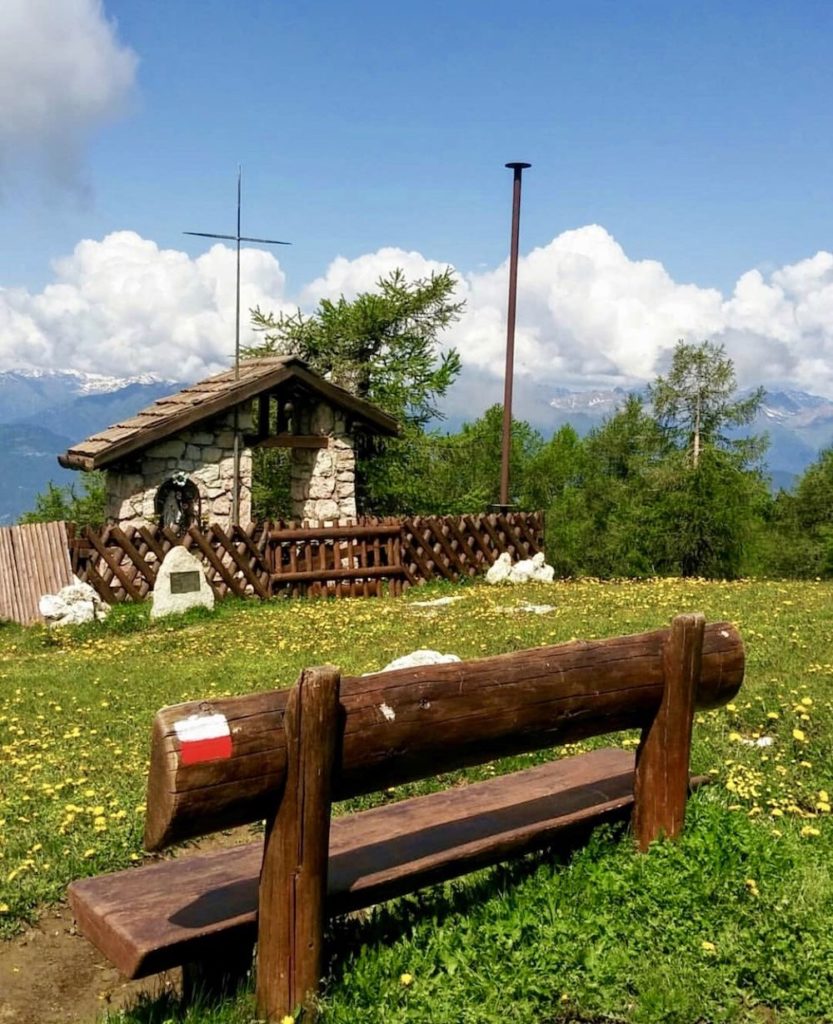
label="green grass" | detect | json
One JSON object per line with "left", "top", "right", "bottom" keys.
{"left": 2, "top": 578, "right": 833, "bottom": 1022}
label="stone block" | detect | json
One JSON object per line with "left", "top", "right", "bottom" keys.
{"left": 151, "top": 547, "right": 214, "bottom": 620}
{"left": 189, "top": 431, "right": 216, "bottom": 446}
{"left": 212, "top": 495, "right": 231, "bottom": 516}
{"left": 310, "top": 499, "right": 340, "bottom": 519}
{"left": 194, "top": 464, "right": 220, "bottom": 484}
{"left": 151, "top": 439, "right": 186, "bottom": 459}
{"left": 185, "top": 444, "right": 201, "bottom": 460}
{"left": 202, "top": 446, "right": 223, "bottom": 462}
{"left": 142, "top": 458, "right": 168, "bottom": 478}
{"left": 308, "top": 476, "right": 335, "bottom": 500}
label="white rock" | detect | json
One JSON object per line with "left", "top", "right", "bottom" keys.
{"left": 372, "top": 649, "right": 462, "bottom": 673}
{"left": 39, "top": 580, "right": 109, "bottom": 628}
{"left": 410, "top": 596, "right": 464, "bottom": 608}
{"left": 151, "top": 547, "right": 215, "bottom": 620}
{"left": 528, "top": 552, "right": 555, "bottom": 582}
{"left": 485, "top": 552, "right": 513, "bottom": 584}
{"left": 509, "top": 558, "right": 535, "bottom": 583}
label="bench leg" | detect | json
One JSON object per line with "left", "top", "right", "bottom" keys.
{"left": 633, "top": 613, "right": 704, "bottom": 851}
{"left": 256, "top": 666, "right": 340, "bottom": 1022}
{"left": 182, "top": 939, "right": 254, "bottom": 1004}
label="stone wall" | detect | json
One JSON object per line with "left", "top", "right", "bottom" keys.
{"left": 290, "top": 402, "right": 357, "bottom": 521}
{"left": 105, "top": 408, "right": 253, "bottom": 530}
{"left": 104, "top": 397, "right": 361, "bottom": 529}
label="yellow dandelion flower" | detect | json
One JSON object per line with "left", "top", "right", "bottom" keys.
{"left": 400, "top": 973, "right": 414, "bottom": 987}
{"left": 792, "top": 728, "right": 806, "bottom": 742}
{"left": 801, "top": 826, "right": 821, "bottom": 838}
{"left": 701, "top": 941, "right": 716, "bottom": 953}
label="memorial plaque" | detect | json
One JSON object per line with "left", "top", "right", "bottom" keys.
{"left": 170, "top": 570, "right": 202, "bottom": 595}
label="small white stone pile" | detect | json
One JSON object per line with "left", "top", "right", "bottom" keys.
{"left": 39, "top": 580, "right": 109, "bottom": 628}
{"left": 485, "top": 551, "right": 555, "bottom": 585}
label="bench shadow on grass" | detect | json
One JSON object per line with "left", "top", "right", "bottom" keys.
{"left": 115, "top": 819, "right": 627, "bottom": 1024}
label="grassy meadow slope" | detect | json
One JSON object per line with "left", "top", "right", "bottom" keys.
{"left": 1, "top": 578, "right": 832, "bottom": 1022}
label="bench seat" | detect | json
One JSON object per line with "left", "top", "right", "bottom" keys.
{"left": 70, "top": 747, "right": 650, "bottom": 979}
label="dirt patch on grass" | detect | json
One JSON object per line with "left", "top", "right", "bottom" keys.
{"left": 0, "top": 828, "right": 259, "bottom": 1024}
{"left": 0, "top": 903, "right": 180, "bottom": 1024}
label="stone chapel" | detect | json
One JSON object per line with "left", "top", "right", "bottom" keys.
{"left": 58, "top": 356, "right": 398, "bottom": 529}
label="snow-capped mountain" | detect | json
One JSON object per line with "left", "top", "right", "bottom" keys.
{"left": 547, "top": 385, "right": 832, "bottom": 491}
{"left": 0, "top": 369, "right": 186, "bottom": 525}
{"left": 1, "top": 367, "right": 831, "bottom": 526}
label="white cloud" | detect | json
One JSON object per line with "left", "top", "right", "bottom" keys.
{"left": 304, "top": 227, "right": 833, "bottom": 395}
{"left": 0, "top": 0, "right": 137, "bottom": 191}
{"left": 1, "top": 225, "right": 833, "bottom": 405}
{"left": 0, "top": 231, "right": 290, "bottom": 379}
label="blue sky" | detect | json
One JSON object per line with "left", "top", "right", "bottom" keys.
{"left": 1, "top": 0, "right": 832, "bottom": 401}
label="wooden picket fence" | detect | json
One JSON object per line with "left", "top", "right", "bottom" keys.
{"left": 0, "top": 521, "right": 75, "bottom": 625}
{"left": 67, "top": 511, "right": 544, "bottom": 605}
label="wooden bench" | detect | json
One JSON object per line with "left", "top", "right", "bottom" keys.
{"left": 68, "top": 613, "right": 744, "bottom": 1021}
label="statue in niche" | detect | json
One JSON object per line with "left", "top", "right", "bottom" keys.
{"left": 155, "top": 472, "right": 201, "bottom": 529}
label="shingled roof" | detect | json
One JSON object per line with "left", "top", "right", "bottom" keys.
{"left": 58, "top": 356, "right": 399, "bottom": 472}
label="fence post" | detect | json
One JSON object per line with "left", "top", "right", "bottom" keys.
{"left": 256, "top": 665, "right": 341, "bottom": 1022}
{"left": 633, "top": 612, "right": 704, "bottom": 851}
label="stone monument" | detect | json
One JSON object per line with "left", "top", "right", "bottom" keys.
{"left": 151, "top": 547, "right": 215, "bottom": 619}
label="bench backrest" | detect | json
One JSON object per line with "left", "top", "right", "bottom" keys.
{"left": 144, "top": 614, "right": 743, "bottom": 851}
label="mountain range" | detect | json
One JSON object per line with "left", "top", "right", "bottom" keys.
{"left": 0, "top": 370, "right": 185, "bottom": 525}
{"left": 0, "top": 368, "right": 830, "bottom": 524}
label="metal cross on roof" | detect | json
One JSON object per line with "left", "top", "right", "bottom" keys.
{"left": 184, "top": 166, "right": 291, "bottom": 381}
{"left": 184, "top": 166, "right": 291, "bottom": 525}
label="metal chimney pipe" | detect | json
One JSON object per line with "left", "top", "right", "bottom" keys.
{"left": 499, "top": 161, "right": 531, "bottom": 509}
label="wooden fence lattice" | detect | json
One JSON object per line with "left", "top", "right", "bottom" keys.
{"left": 68, "top": 512, "right": 544, "bottom": 605}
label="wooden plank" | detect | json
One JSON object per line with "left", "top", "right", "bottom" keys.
{"left": 496, "top": 514, "right": 526, "bottom": 558}
{"left": 510, "top": 513, "right": 542, "bottom": 555}
{"left": 110, "top": 527, "right": 157, "bottom": 588}
{"left": 462, "top": 514, "right": 496, "bottom": 565}
{"left": 479, "top": 514, "right": 506, "bottom": 556}
{"left": 83, "top": 529, "right": 144, "bottom": 602}
{"left": 257, "top": 667, "right": 340, "bottom": 1021}
{"left": 83, "top": 556, "right": 119, "bottom": 605}
{"left": 188, "top": 526, "right": 237, "bottom": 596}
{"left": 445, "top": 517, "right": 478, "bottom": 576}
{"left": 137, "top": 526, "right": 168, "bottom": 564}
{"left": 0, "top": 529, "right": 21, "bottom": 624}
{"left": 143, "top": 621, "right": 744, "bottom": 850}
{"left": 211, "top": 524, "right": 270, "bottom": 600}
{"left": 399, "top": 521, "right": 434, "bottom": 582}
{"left": 0, "top": 528, "right": 21, "bottom": 623}
{"left": 71, "top": 749, "right": 669, "bottom": 980}
{"left": 269, "top": 564, "right": 406, "bottom": 584}
{"left": 424, "top": 518, "right": 465, "bottom": 578}
{"left": 13, "top": 525, "right": 42, "bottom": 623}
{"left": 633, "top": 613, "right": 704, "bottom": 850}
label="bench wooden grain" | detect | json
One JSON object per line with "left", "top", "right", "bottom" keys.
{"left": 68, "top": 613, "right": 744, "bottom": 1022}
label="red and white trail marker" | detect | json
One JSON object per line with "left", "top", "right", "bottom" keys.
{"left": 174, "top": 713, "right": 233, "bottom": 766}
